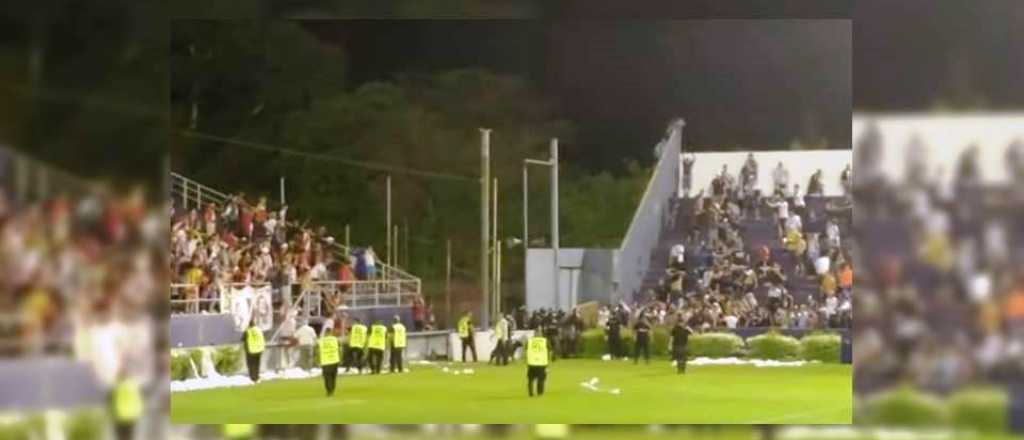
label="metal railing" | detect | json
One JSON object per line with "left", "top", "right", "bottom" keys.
{"left": 170, "top": 280, "right": 421, "bottom": 315}
{"left": 615, "top": 119, "right": 685, "bottom": 303}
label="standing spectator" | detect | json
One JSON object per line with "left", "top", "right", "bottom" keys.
{"left": 411, "top": 297, "right": 426, "bottom": 331}
{"left": 766, "top": 196, "right": 790, "bottom": 239}
{"left": 838, "top": 263, "right": 853, "bottom": 299}
{"left": 741, "top": 153, "right": 759, "bottom": 189}
{"left": 682, "top": 152, "right": 696, "bottom": 197}
{"left": 237, "top": 196, "right": 253, "bottom": 240}
{"left": 365, "top": 246, "right": 378, "bottom": 280}
{"left": 840, "top": 164, "right": 852, "bottom": 197}
{"left": 807, "top": 169, "right": 825, "bottom": 196}
{"left": 772, "top": 162, "right": 790, "bottom": 196}
{"left": 669, "top": 242, "right": 685, "bottom": 270}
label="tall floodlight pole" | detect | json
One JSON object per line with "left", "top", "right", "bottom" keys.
{"left": 493, "top": 177, "right": 499, "bottom": 317}
{"left": 446, "top": 238, "right": 452, "bottom": 328}
{"left": 523, "top": 138, "right": 561, "bottom": 311}
{"left": 480, "top": 128, "right": 492, "bottom": 329}
{"left": 550, "top": 138, "right": 560, "bottom": 310}
{"left": 386, "top": 175, "right": 392, "bottom": 272}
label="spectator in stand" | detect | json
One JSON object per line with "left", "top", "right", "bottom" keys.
{"left": 237, "top": 194, "right": 253, "bottom": 240}
{"left": 807, "top": 169, "right": 825, "bottom": 196}
{"left": 741, "top": 153, "right": 759, "bottom": 188}
{"left": 365, "top": 246, "right": 378, "bottom": 280}
{"left": 765, "top": 195, "right": 790, "bottom": 239}
{"left": 669, "top": 242, "right": 685, "bottom": 270}
{"left": 412, "top": 297, "right": 426, "bottom": 331}
{"left": 792, "top": 184, "right": 807, "bottom": 220}
{"left": 838, "top": 263, "right": 853, "bottom": 299}
{"left": 682, "top": 152, "right": 696, "bottom": 198}
{"left": 772, "top": 162, "right": 790, "bottom": 196}
{"left": 840, "top": 164, "right": 852, "bottom": 197}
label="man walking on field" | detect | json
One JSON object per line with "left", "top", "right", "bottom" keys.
{"left": 457, "top": 310, "right": 477, "bottom": 362}
{"left": 526, "top": 325, "right": 550, "bottom": 397}
{"left": 318, "top": 320, "right": 342, "bottom": 396}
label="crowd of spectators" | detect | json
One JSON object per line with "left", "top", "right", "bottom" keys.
{"left": 647, "top": 153, "right": 853, "bottom": 331}
{"left": 853, "top": 124, "right": 1024, "bottom": 395}
{"left": 169, "top": 191, "right": 386, "bottom": 315}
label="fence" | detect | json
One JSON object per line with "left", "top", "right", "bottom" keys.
{"left": 171, "top": 280, "right": 421, "bottom": 315}
{"left": 615, "top": 119, "right": 684, "bottom": 302}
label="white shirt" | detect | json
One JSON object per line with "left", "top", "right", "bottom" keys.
{"left": 295, "top": 324, "right": 317, "bottom": 346}
{"left": 723, "top": 315, "right": 738, "bottom": 328}
{"left": 670, "top": 244, "right": 685, "bottom": 259}
{"left": 786, "top": 214, "right": 803, "bottom": 232}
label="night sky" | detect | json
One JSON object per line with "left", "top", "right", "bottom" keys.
{"left": 303, "top": 20, "right": 851, "bottom": 172}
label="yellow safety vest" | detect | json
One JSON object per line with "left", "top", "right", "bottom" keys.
{"left": 494, "top": 319, "right": 505, "bottom": 339}
{"left": 223, "top": 424, "right": 256, "bottom": 438}
{"left": 245, "top": 327, "right": 265, "bottom": 354}
{"left": 535, "top": 424, "right": 569, "bottom": 439}
{"left": 112, "top": 379, "right": 143, "bottom": 422}
{"left": 318, "top": 336, "right": 340, "bottom": 366}
{"left": 368, "top": 324, "right": 387, "bottom": 350}
{"left": 392, "top": 323, "right": 407, "bottom": 348}
{"left": 457, "top": 317, "right": 470, "bottom": 338}
{"left": 349, "top": 324, "right": 367, "bottom": 348}
{"left": 527, "top": 336, "right": 549, "bottom": 366}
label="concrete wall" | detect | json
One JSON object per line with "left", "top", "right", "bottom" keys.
{"left": 852, "top": 113, "right": 1024, "bottom": 186}
{"left": 526, "top": 248, "right": 616, "bottom": 311}
{"left": 683, "top": 149, "right": 853, "bottom": 197}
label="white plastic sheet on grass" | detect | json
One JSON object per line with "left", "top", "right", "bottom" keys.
{"left": 688, "top": 357, "right": 819, "bottom": 367}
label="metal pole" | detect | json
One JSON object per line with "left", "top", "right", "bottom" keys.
{"left": 523, "top": 165, "right": 529, "bottom": 249}
{"left": 493, "top": 177, "right": 499, "bottom": 319}
{"left": 386, "top": 175, "right": 392, "bottom": 271}
{"left": 493, "top": 240, "right": 497, "bottom": 317}
{"left": 393, "top": 225, "right": 400, "bottom": 269}
{"left": 280, "top": 177, "right": 286, "bottom": 206}
{"left": 446, "top": 238, "right": 452, "bottom": 329}
{"left": 480, "top": 128, "right": 491, "bottom": 329}
{"left": 404, "top": 217, "right": 409, "bottom": 269}
{"left": 345, "top": 224, "right": 350, "bottom": 251}
{"left": 550, "top": 138, "right": 560, "bottom": 310}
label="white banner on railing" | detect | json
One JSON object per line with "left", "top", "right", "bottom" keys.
{"left": 227, "top": 284, "right": 273, "bottom": 331}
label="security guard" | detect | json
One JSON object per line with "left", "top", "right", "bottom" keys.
{"left": 222, "top": 424, "right": 256, "bottom": 439}
{"left": 669, "top": 314, "right": 693, "bottom": 374}
{"left": 457, "top": 311, "right": 477, "bottom": 362}
{"left": 633, "top": 312, "right": 652, "bottom": 365}
{"left": 389, "top": 315, "right": 407, "bottom": 373}
{"left": 110, "top": 371, "right": 142, "bottom": 440}
{"left": 345, "top": 318, "right": 367, "bottom": 373}
{"left": 319, "top": 321, "right": 342, "bottom": 396}
{"left": 605, "top": 313, "right": 622, "bottom": 359}
{"left": 242, "top": 319, "right": 265, "bottom": 382}
{"left": 526, "top": 326, "right": 549, "bottom": 397}
{"left": 367, "top": 320, "right": 387, "bottom": 374}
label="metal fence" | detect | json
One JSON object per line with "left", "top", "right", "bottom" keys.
{"left": 615, "top": 119, "right": 684, "bottom": 302}
{"left": 171, "top": 280, "right": 421, "bottom": 316}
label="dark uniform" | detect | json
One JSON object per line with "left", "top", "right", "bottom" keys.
{"left": 605, "top": 315, "right": 622, "bottom": 359}
{"left": 526, "top": 333, "right": 549, "bottom": 397}
{"left": 633, "top": 316, "right": 651, "bottom": 364}
{"left": 242, "top": 323, "right": 265, "bottom": 382}
{"left": 670, "top": 321, "right": 693, "bottom": 374}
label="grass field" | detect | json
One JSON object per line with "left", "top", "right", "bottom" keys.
{"left": 171, "top": 359, "right": 852, "bottom": 424}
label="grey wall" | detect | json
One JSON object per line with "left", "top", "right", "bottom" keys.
{"left": 527, "top": 248, "right": 616, "bottom": 311}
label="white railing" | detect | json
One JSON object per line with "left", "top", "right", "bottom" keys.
{"left": 170, "top": 280, "right": 420, "bottom": 315}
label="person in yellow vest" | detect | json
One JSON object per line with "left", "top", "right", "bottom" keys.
{"left": 526, "top": 325, "right": 549, "bottom": 397}
{"left": 344, "top": 318, "right": 367, "bottom": 374}
{"left": 389, "top": 315, "right": 407, "bottom": 373}
{"left": 222, "top": 424, "right": 257, "bottom": 439}
{"left": 319, "top": 320, "right": 343, "bottom": 396}
{"left": 110, "top": 369, "right": 143, "bottom": 440}
{"left": 242, "top": 319, "right": 265, "bottom": 383}
{"left": 367, "top": 320, "right": 388, "bottom": 374}
{"left": 457, "top": 310, "right": 477, "bottom": 362}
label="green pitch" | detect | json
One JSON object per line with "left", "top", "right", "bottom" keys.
{"left": 171, "top": 359, "right": 851, "bottom": 424}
